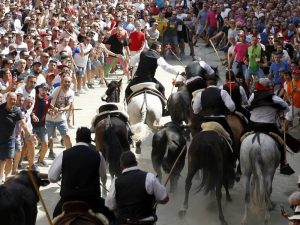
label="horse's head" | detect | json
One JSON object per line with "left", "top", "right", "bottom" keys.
{"left": 211, "top": 66, "right": 219, "bottom": 76}
{"left": 101, "top": 79, "right": 122, "bottom": 103}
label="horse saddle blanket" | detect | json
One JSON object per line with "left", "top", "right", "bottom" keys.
{"left": 128, "top": 82, "right": 167, "bottom": 107}
{"left": 240, "top": 131, "right": 284, "bottom": 146}
{"left": 52, "top": 201, "right": 109, "bottom": 225}
{"left": 201, "top": 122, "right": 233, "bottom": 153}
{"left": 191, "top": 88, "right": 205, "bottom": 102}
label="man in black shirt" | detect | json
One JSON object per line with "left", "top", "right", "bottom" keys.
{"left": 105, "top": 25, "right": 131, "bottom": 81}
{"left": 0, "top": 92, "right": 36, "bottom": 183}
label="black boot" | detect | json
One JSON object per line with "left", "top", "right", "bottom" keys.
{"left": 48, "top": 149, "right": 56, "bottom": 160}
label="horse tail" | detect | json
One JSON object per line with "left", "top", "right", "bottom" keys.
{"left": 249, "top": 144, "right": 267, "bottom": 214}
{"left": 193, "top": 132, "right": 221, "bottom": 194}
{"left": 103, "top": 116, "right": 124, "bottom": 177}
{"left": 152, "top": 132, "right": 167, "bottom": 175}
{"left": 131, "top": 92, "right": 151, "bottom": 142}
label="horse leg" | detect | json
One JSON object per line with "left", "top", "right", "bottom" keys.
{"left": 241, "top": 174, "right": 251, "bottom": 225}
{"left": 135, "top": 141, "right": 142, "bottom": 154}
{"left": 216, "top": 181, "right": 228, "bottom": 225}
{"left": 265, "top": 174, "right": 275, "bottom": 212}
{"left": 178, "top": 165, "right": 198, "bottom": 218}
{"left": 224, "top": 180, "right": 232, "bottom": 202}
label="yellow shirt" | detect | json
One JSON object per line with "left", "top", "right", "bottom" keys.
{"left": 152, "top": 15, "right": 168, "bottom": 36}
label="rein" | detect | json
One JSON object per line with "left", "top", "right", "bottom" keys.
{"left": 28, "top": 171, "right": 54, "bottom": 225}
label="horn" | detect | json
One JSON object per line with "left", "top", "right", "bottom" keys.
{"left": 104, "top": 78, "right": 109, "bottom": 87}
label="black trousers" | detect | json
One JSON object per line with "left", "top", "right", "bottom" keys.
{"left": 53, "top": 196, "right": 115, "bottom": 223}
{"left": 125, "top": 76, "right": 165, "bottom": 98}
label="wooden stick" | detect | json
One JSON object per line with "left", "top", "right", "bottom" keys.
{"left": 209, "top": 39, "right": 222, "bottom": 63}
{"left": 28, "top": 171, "right": 54, "bottom": 225}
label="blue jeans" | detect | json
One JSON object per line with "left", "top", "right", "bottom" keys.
{"left": 232, "top": 61, "right": 247, "bottom": 77}
{"left": 33, "top": 126, "right": 48, "bottom": 143}
{"left": 245, "top": 68, "right": 265, "bottom": 79}
{"left": 46, "top": 120, "right": 69, "bottom": 139}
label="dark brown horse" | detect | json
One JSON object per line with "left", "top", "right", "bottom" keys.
{"left": 101, "top": 79, "right": 122, "bottom": 103}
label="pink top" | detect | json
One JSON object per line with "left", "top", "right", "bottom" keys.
{"left": 234, "top": 42, "right": 250, "bottom": 62}
{"left": 207, "top": 11, "right": 218, "bottom": 28}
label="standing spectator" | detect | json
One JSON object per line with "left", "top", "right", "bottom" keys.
{"left": 205, "top": 5, "right": 218, "bottom": 48}
{"left": 194, "top": 3, "right": 209, "bottom": 46}
{"left": 245, "top": 36, "right": 265, "bottom": 86}
{"left": 45, "top": 75, "right": 74, "bottom": 151}
{"left": 0, "top": 92, "right": 36, "bottom": 183}
{"left": 32, "top": 83, "right": 52, "bottom": 167}
{"left": 105, "top": 151, "right": 169, "bottom": 225}
{"left": 231, "top": 33, "right": 250, "bottom": 76}
{"left": 269, "top": 52, "right": 290, "bottom": 91}
{"left": 129, "top": 20, "right": 145, "bottom": 56}
{"left": 73, "top": 35, "right": 93, "bottom": 95}
{"left": 146, "top": 22, "right": 160, "bottom": 47}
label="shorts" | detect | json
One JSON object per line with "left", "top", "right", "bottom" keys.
{"left": 196, "top": 24, "right": 205, "bottom": 35}
{"left": 76, "top": 66, "right": 85, "bottom": 77}
{"left": 15, "top": 137, "right": 23, "bottom": 152}
{"left": 245, "top": 68, "right": 265, "bottom": 79}
{"left": 0, "top": 138, "right": 15, "bottom": 160}
{"left": 285, "top": 106, "right": 300, "bottom": 121}
{"left": 46, "top": 120, "right": 69, "bottom": 139}
{"left": 33, "top": 126, "right": 48, "bottom": 143}
{"left": 86, "top": 59, "right": 92, "bottom": 70}
{"left": 163, "top": 35, "right": 178, "bottom": 45}
{"left": 91, "top": 60, "right": 101, "bottom": 71}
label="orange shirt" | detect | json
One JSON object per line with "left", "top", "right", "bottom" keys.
{"left": 287, "top": 79, "right": 300, "bottom": 108}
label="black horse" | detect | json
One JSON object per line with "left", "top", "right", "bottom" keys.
{"left": 101, "top": 79, "right": 122, "bottom": 103}
{"left": 179, "top": 130, "right": 235, "bottom": 225}
{"left": 151, "top": 122, "right": 187, "bottom": 193}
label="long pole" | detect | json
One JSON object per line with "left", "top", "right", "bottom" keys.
{"left": 28, "top": 171, "right": 54, "bottom": 225}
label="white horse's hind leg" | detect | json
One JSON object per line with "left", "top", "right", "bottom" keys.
{"left": 264, "top": 210, "right": 271, "bottom": 225}
{"left": 241, "top": 174, "right": 251, "bottom": 225}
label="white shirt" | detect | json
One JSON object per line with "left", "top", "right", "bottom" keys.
{"left": 105, "top": 166, "right": 168, "bottom": 215}
{"left": 248, "top": 93, "right": 289, "bottom": 123}
{"left": 73, "top": 43, "right": 93, "bottom": 68}
{"left": 192, "top": 85, "right": 236, "bottom": 115}
{"left": 15, "top": 85, "right": 36, "bottom": 114}
{"left": 219, "top": 84, "right": 249, "bottom": 105}
{"left": 48, "top": 142, "right": 107, "bottom": 183}
{"left": 130, "top": 51, "right": 179, "bottom": 75}
{"left": 199, "top": 60, "right": 215, "bottom": 76}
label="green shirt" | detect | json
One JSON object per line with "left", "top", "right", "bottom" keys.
{"left": 247, "top": 45, "right": 261, "bottom": 72}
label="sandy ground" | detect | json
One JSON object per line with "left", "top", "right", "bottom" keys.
{"left": 35, "top": 41, "right": 300, "bottom": 225}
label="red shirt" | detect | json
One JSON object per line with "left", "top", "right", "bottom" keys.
{"left": 207, "top": 11, "right": 218, "bottom": 28}
{"left": 129, "top": 31, "right": 145, "bottom": 51}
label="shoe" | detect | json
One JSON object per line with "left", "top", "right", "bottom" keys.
{"left": 205, "top": 43, "right": 211, "bottom": 48}
{"left": 83, "top": 85, "right": 89, "bottom": 91}
{"left": 29, "top": 164, "right": 40, "bottom": 172}
{"left": 78, "top": 89, "right": 86, "bottom": 94}
{"left": 60, "top": 138, "right": 65, "bottom": 147}
{"left": 280, "top": 164, "right": 295, "bottom": 175}
{"left": 36, "top": 160, "right": 49, "bottom": 167}
{"left": 87, "top": 83, "right": 94, "bottom": 89}
{"left": 48, "top": 150, "right": 56, "bottom": 160}
{"left": 75, "top": 92, "right": 80, "bottom": 96}
{"left": 68, "top": 123, "right": 75, "bottom": 129}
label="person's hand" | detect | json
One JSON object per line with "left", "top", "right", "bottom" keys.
{"left": 117, "top": 54, "right": 123, "bottom": 59}
{"left": 31, "top": 114, "right": 39, "bottom": 123}
{"left": 29, "top": 134, "right": 37, "bottom": 144}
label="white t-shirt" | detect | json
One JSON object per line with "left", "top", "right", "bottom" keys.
{"left": 73, "top": 43, "right": 93, "bottom": 68}
{"left": 46, "top": 87, "right": 74, "bottom": 122}
{"left": 15, "top": 85, "right": 36, "bottom": 114}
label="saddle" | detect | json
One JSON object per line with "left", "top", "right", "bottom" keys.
{"left": 234, "top": 111, "right": 248, "bottom": 124}
{"left": 191, "top": 88, "right": 205, "bottom": 102}
{"left": 91, "top": 103, "right": 130, "bottom": 132}
{"left": 240, "top": 131, "right": 284, "bottom": 147}
{"left": 201, "top": 122, "right": 233, "bottom": 153}
{"left": 127, "top": 82, "right": 167, "bottom": 109}
{"left": 52, "top": 201, "right": 109, "bottom": 225}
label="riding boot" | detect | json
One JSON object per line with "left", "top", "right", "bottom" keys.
{"left": 279, "top": 145, "right": 295, "bottom": 175}
{"left": 126, "top": 122, "right": 134, "bottom": 145}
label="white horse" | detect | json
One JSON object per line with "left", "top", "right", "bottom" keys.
{"left": 240, "top": 133, "right": 280, "bottom": 225}
{"left": 127, "top": 92, "right": 163, "bottom": 153}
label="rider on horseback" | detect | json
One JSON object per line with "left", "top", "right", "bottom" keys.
{"left": 221, "top": 70, "right": 250, "bottom": 120}
{"left": 192, "top": 74, "right": 236, "bottom": 162}
{"left": 247, "top": 78, "right": 295, "bottom": 175}
{"left": 125, "top": 41, "right": 180, "bottom": 99}
{"left": 184, "top": 56, "right": 216, "bottom": 96}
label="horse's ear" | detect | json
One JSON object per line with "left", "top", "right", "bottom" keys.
{"left": 104, "top": 78, "right": 109, "bottom": 87}
{"left": 118, "top": 79, "right": 122, "bottom": 86}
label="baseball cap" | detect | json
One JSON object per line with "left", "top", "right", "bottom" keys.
{"left": 37, "top": 82, "right": 48, "bottom": 89}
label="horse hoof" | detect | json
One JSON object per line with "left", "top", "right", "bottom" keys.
{"left": 178, "top": 209, "right": 186, "bottom": 218}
